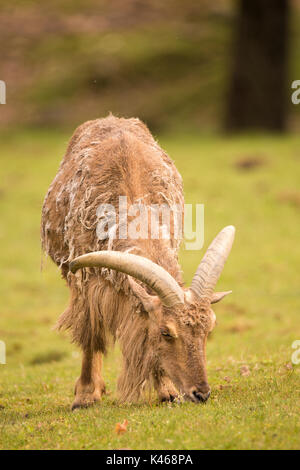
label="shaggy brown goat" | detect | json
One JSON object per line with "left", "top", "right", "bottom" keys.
{"left": 41, "top": 115, "right": 235, "bottom": 409}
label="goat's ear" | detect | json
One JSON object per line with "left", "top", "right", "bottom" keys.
{"left": 128, "top": 277, "right": 161, "bottom": 315}
{"left": 211, "top": 291, "right": 232, "bottom": 304}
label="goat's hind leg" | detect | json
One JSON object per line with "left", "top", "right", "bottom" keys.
{"left": 72, "top": 349, "right": 106, "bottom": 410}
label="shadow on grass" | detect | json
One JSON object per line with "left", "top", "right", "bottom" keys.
{"left": 29, "top": 350, "right": 67, "bottom": 365}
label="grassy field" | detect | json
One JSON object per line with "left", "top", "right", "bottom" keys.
{"left": 0, "top": 129, "right": 299, "bottom": 450}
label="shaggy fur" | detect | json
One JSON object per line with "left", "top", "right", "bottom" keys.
{"left": 41, "top": 115, "right": 186, "bottom": 401}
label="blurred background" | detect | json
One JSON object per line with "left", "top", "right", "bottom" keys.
{"left": 1, "top": 0, "right": 300, "bottom": 133}
{"left": 0, "top": 0, "right": 300, "bottom": 450}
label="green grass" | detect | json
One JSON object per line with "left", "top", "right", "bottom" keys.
{"left": 0, "top": 129, "right": 299, "bottom": 449}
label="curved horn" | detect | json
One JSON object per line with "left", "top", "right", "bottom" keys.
{"left": 190, "top": 225, "right": 235, "bottom": 300}
{"left": 70, "top": 251, "right": 184, "bottom": 307}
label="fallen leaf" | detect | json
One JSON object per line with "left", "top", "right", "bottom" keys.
{"left": 218, "top": 384, "right": 232, "bottom": 390}
{"left": 223, "top": 376, "right": 231, "bottom": 383}
{"left": 240, "top": 365, "right": 251, "bottom": 377}
{"left": 115, "top": 419, "right": 128, "bottom": 435}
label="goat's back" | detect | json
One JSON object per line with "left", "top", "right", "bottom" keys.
{"left": 41, "top": 115, "right": 183, "bottom": 277}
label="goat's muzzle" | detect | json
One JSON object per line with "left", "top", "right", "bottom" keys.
{"left": 188, "top": 385, "right": 211, "bottom": 403}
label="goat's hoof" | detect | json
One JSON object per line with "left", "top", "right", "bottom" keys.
{"left": 72, "top": 378, "right": 105, "bottom": 411}
{"left": 71, "top": 395, "right": 100, "bottom": 411}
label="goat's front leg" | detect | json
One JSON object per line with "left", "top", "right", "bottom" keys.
{"left": 154, "top": 375, "right": 179, "bottom": 403}
{"left": 72, "top": 349, "right": 106, "bottom": 410}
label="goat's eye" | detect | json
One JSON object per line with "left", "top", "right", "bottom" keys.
{"left": 160, "top": 328, "right": 172, "bottom": 338}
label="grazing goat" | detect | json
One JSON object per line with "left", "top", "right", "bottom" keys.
{"left": 41, "top": 115, "right": 235, "bottom": 409}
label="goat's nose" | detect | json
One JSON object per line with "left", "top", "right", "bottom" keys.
{"left": 193, "top": 389, "right": 211, "bottom": 402}
{"left": 190, "top": 383, "right": 211, "bottom": 403}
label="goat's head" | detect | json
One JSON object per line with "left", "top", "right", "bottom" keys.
{"left": 70, "top": 225, "right": 235, "bottom": 403}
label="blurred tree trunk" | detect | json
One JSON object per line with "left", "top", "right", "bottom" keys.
{"left": 225, "top": 0, "right": 289, "bottom": 132}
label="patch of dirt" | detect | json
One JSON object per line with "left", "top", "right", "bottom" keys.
{"left": 29, "top": 350, "right": 67, "bottom": 365}
{"left": 223, "top": 302, "right": 246, "bottom": 316}
{"left": 277, "top": 190, "right": 300, "bottom": 209}
{"left": 234, "top": 155, "right": 267, "bottom": 171}
{"left": 225, "top": 321, "right": 253, "bottom": 333}
{"left": 218, "top": 384, "right": 232, "bottom": 390}
{"left": 223, "top": 376, "right": 231, "bottom": 383}
{"left": 240, "top": 365, "right": 251, "bottom": 376}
